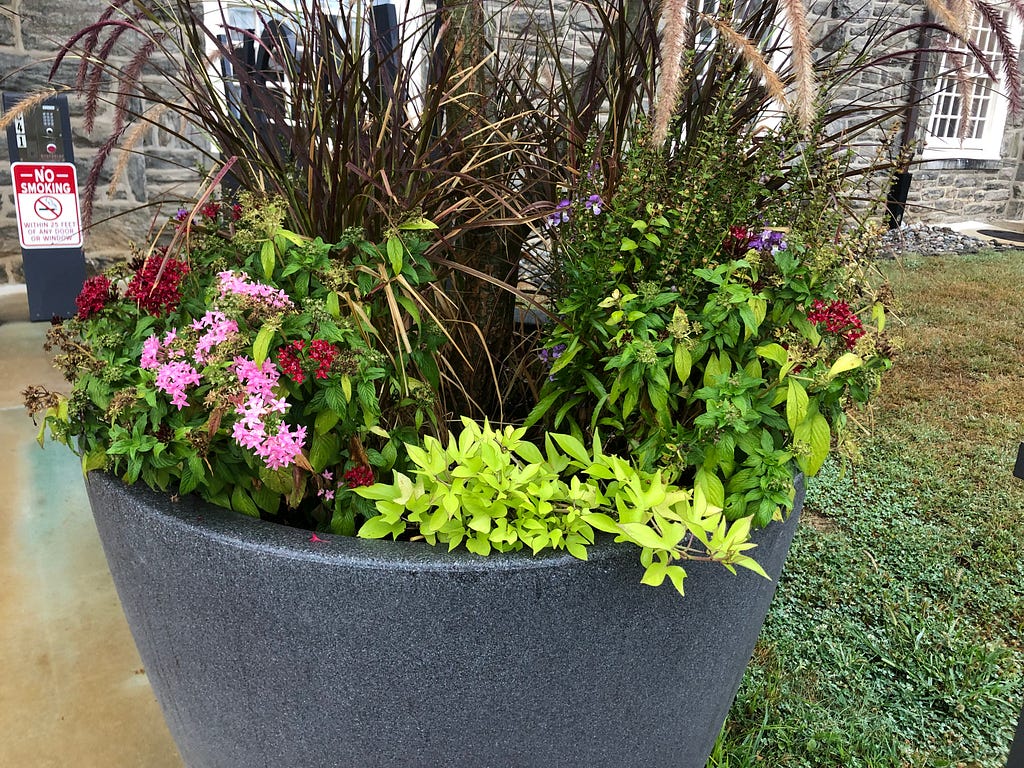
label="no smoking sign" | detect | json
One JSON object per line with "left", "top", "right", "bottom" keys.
{"left": 10, "top": 162, "right": 83, "bottom": 249}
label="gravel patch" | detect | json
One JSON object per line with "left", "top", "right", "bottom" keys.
{"left": 878, "top": 223, "right": 1017, "bottom": 258}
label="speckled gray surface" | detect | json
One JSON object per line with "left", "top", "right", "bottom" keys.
{"left": 86, "top": 472, "right": 804, "bottom": 768}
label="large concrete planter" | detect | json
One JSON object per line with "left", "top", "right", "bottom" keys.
{"left": 86, "top": 471, "right": 804, "bottom": 768}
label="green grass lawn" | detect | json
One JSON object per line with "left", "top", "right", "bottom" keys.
{"left": 713, "top": 249, "right": 1024, "bottom": 767}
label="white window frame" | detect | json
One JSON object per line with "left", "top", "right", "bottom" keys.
{"left": 923, "top": 6, "right": 1023, "bottom": 160}
{"left": 202, "top": 1, "right": 428, "bottom": 125}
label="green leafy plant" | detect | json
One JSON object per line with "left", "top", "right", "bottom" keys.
{"left": 528, "top": 110, "right": 893, "bottom": 533}
{"left": 30, "top": 195, "right": 446, "bottom": 534}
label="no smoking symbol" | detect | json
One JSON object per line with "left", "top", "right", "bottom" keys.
{"left": 34, "top": 196, "right": 62, "bottom": 220}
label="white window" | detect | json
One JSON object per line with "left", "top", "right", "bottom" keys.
{"left": 923, "top": 7, "right": 1023, "bottom": 160}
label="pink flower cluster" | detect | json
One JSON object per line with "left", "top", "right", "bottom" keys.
{"left": 217, "top": 271, "right": 293, "bottom": 309}
{"left": 229, "top": 356, "right": 307, "bottom": 470}
{"left": 140, "top": 327, "right": 309, "bottom": 469}
{"left": 192, "top": 311, "right": 239, "bottom": 363}
{"left": 141, "top": 330, "right": 199, "bottom": 409}
{"left": 807, "top": 299, "right": 865, "bottom": 350}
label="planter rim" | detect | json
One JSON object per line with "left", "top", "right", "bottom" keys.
{"left": 87, "top": 470, "right": 802, "bottom": 576}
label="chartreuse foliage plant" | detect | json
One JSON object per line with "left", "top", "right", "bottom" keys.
{"left": 356, "top": 417, "right": 766, "bottom": 594}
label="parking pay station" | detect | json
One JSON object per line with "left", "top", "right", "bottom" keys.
{"left": 3, "top": 92, "right": 87, "bottom": 321}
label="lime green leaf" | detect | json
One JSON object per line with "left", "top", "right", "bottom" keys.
{"left": 513, "top": 440, "right": 544, "bottom": 465}
{"left": 786, "top": 379, "right": 809, "bottom": 433}
{"left": 695, "top": 467, "right": 726, "bottom": 510}
{"left": 253, "top": 325, "right": 275, "bottom": 366}
{"left": 641, "top": 561, "right": 667, "bottom": 587}
{"left": 581, "top": 512, "right": 620, "bottom": 533}
{"left": 749, "top": 297, "right": 767, "bottom": 328}
{"left": 565, "top": 540, "right": 589, "bottom": 560}
{"left": 872, "top": 302, "right": 886, "bottom": 332}
{"left": 551, "top": 433, "right": 590, "bottom": 465}
{"left": 358, "top": 516, "right": 404, "bottom": 539}
{"left": 397, "top": 217, "right": 438, "bottom": 230}
{"left": 618, "top": 522, "right": 668, "bottom": 550}
{"left": 732, "top": 554, "right": 770, "bottom": 579}
{"left": 326, "top": 291, "right": 341, "bottom": 319}
{"left": 828, "top": 352, "right": 864, "bottom": 379}
{"left": 795, "top": 411, "right": 831, "bottom": 476}
{"left": 673, "top": 343, "right": 692, "bottom": 383}
{"left": 620, "top": 237, "right": 638, "bottom": 251}
{"left": 756, "top": 343, "right": 788, "bottom": 368}
{"left": 260, "top": 240, "right": 276, "bottom": 280}
{"left": 82, "top": 449, "right": 106, "bottom": 473}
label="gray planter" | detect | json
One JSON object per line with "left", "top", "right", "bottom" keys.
{"left": 86, "top": 472, "right": 804, "bottom": 768}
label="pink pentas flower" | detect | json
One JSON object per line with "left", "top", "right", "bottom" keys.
{"left": 153, "top": 361, "right": 201, "bottom": 409}
{"left": 192, "top": 311, "right": 239, "bottom": 363}
{"left": 232, "top": 356, "right": 281, "bottom": 400}
{"left": 141, "top": 328, "right": 185, "bottom": 370}
{"left": 217, "top": 271, "right": 293, "bottom": 309}
{"left": 254, "top": 423, "right": 307, "bottom": 470}
{"left": 141, "top": 334, "right": 162, "bottom": 370}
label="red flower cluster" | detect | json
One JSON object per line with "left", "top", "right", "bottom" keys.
{"left": 75, "top": 275, "right": 112, "bottom": 319}
{"left": 278, "top": 341, "right": 306, "bottom": 383}
{"left": 308, "top": 339, "right": 339, "bottom": 379}
{"left": 198, "top": 201, "right": 243, "bottom": 222}
{"left": 807, "top": 299, "right": 865, "bottom": 350}
{"left": 126, "top": 255, "right": 190, "bottom": 316}
{"left": 277, "top": 339, "right": 341, "bottom": 384}
{"left": 724, "top": 225, "right": 751, "bottom": 257}
{"left": 343, "top": 465, "right": 374, "bottom": 488}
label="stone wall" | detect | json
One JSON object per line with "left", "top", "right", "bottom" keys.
{"left": 2, "top": 0, "right": 1023, "bottom": 286}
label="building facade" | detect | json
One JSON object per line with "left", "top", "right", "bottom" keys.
{"left": 1, "top": 0, "right": 1023, "bottom": 284}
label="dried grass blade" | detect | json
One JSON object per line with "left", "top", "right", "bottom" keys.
{"left": 107, "top": 104, "right": 169, "bottom": 198}
{"left": 926, "top": 0, "right": 969, "bottom": 38}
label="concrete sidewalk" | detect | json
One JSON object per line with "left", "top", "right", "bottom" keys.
{"left": 0, "top": 287, "right": 182, "bottom": 768}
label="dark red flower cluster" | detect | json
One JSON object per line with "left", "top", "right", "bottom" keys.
{"left": 278, "top": 340, "right": 306, "bottom": 383}
{"left": 343, "top": 465, "right": 374, "bottom": 488}
{"left": 199, "top": 201, "right": 242, "bottom": 221}
{"left": 126, "top": 254, "right": 190, "bottom": 316}
{"left": 75, "top": 275, "right": 113, "bottom": 319}
{"left": 723, "top": 225, "right": 751, "bottom": 257}
{"left": 807, "top": 299, "right": 865, "bottom": 350}
{"left": 308, "top": 339, "right": 339, "bottom": 379}
{"left": 277, "top": 339, "right": 340, "bottom": 384}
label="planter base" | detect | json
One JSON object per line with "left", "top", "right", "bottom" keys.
{"left": 86, "top": 473, "right": 803, "bottom": 768}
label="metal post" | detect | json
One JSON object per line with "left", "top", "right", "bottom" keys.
{"left": 3, "top": 92, "right": 87, "bottom": 321}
